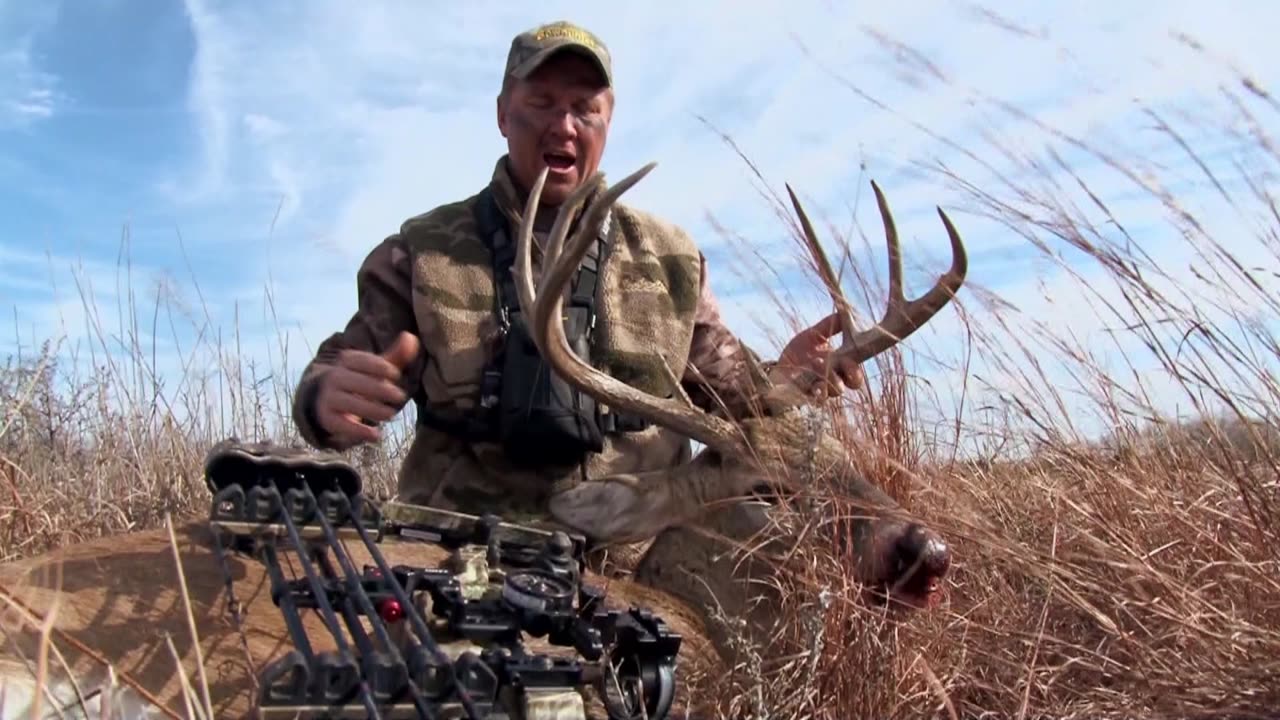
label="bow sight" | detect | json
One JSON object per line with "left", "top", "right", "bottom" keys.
{"left": 203, "top": 439, "right": 682, "bottom": 720}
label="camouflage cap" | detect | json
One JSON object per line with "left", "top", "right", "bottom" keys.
{"left": 504, "top": 20, "right": 613, "bottom": 88}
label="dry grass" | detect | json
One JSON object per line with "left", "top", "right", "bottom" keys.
{"left": 3, "top": 16, "right": 1280, "bottom": 720}
{"left": 675, "top": 23, "right": 1280, "bottom": 720}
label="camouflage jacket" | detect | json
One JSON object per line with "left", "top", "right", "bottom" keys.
{"left": 291, "top": 156, "right": 771, "bottom": 521}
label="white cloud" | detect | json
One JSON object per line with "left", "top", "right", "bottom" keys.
{"left": 0, "top": 2, "right": 63, "bottom": 129}
{"left": 164, "top": 0, "right": 233, "bottom": 203}
{"left": 9, "top": 86, "right": 55, "bottom": 119}
{"left": 242, "top": 113, "right": 286, "bottom": 142}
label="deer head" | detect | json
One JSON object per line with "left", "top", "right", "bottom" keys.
{"left": 510, "top": 163, "right": 966, "bottom": 611}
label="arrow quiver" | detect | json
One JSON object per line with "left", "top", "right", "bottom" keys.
{"left": 203, "top": 438, "right": 682, "bottom": 720}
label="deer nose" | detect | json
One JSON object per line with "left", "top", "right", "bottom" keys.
{"left": 895, "top": 523, "right": 951, "bottom": 585}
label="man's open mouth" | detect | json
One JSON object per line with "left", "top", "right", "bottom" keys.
{"left": 544, "top": 151, "right": 576, "bottom": 172}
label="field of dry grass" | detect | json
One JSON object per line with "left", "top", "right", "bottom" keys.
{"left": 669, "top": 32, "right": 1280, "bottom": 718}
{"left": 3, "top": 22, "right": 1279, "bottom": 720}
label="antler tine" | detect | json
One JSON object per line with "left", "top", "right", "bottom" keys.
{"left": 512, "top": 162, "right": 747, "bottom": 455}
{"left": 513, "top": 166, "right": 552, "bottom": 328}
{"left": 539, "top": 174, "right": 603, "bottom": 296}
{"left": 514, "top": 165, "right": 606, "bottom": 343}
{"left": 835, "top": 180, "right": 968, "bottom": 364}
{"left": 785, "top": 184, "right": 858, "bottom": 341}
{"left": 874, "top": 180, "right": 906, "bottom": 308}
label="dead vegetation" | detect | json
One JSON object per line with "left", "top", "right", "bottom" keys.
{"left": 3, "top": 16, "right": 1279, "bottom": 720}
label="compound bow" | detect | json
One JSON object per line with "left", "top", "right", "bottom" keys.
{"left": 204, "top": 439, "right": 683, "bottom": 720}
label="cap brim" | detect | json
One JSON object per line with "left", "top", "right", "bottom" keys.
{"left": 510, "top": 43, "right": 612, "bottom": 87}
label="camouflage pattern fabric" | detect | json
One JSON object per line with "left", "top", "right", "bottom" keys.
{"left": 292, "top": 156, "right": 771, "bottom": 538}
{"left": 505, "top": 20, "right": 613, "bottom": 89}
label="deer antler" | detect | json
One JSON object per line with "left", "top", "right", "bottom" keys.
{"left": 511, "top": 164, "right": 749, "bottom": 457}
{"left": 777, "top": 180, "right": 968, "bottom": 399}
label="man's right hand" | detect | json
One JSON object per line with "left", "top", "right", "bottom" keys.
{"left": 313, "top": 331, "right": 420, "bottom": 448}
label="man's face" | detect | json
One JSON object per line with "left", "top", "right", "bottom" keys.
{"left": 497, "top": 51, "right": 613, "bottom": 207}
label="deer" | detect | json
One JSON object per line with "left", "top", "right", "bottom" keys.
{"left": 510, "top": 161, "right": 967, "bottom": 663}
{"left": 0, "top": 164, "right": 966, "bottom": 720}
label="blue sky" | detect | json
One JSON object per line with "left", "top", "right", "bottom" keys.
{"left": 3, "top": 1, "right": 1278, "bottom": 444}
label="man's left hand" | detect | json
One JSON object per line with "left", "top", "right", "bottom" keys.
{"left": 772, "top": 311, "right": 866, "bottom": 399}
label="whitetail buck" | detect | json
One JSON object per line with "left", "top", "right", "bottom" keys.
{"left": 512, "top": 162, "right": 966, "bottom": 662}
{"left": 0, "top": 165, "right": 966, "bottom": 719}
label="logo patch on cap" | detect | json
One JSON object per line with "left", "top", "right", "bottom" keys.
{"left": 533, "top": 21, "right": 601, "bottom": 51}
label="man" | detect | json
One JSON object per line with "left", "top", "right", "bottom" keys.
{"left": 291, "top": 19, "right": 862, "bottom": 544}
